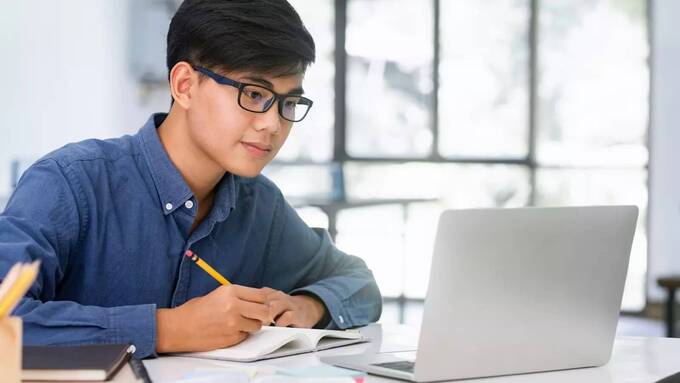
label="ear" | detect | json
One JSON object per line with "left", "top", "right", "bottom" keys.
{"left": 169, "top": 61, "right": 197, "bottom": 109}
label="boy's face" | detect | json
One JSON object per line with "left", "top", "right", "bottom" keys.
{"left": 186, "top": 68, "right": 304, "bottom": 178}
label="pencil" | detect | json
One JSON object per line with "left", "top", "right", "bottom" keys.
{"left": 185, "top": 250, "right": 231, "bottom": 285}
{"left": 0, "top": 260, "right": 41, "bottom": 318}
{"left": 185, "top": 250, "right": 276, "bottom": 325}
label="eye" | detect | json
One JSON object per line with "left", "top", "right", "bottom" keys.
{"left": 245, "top": 89, "right": 264, "bottom": 101}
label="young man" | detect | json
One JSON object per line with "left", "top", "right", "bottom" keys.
{"left": 0, "top": 0, "right": 382, "bottom": 358}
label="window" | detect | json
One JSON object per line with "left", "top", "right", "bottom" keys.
{"left": 269, "top": 0, "right": 650, "bottom": 312}
{"left": 535, "top": 0, "right": 649, "bottom": 310}
{"left": 346, "top": 0, "right": 434, "bottom": 158}
{"left": 277, "top": 0, "right": 335, "bottom": 162}
{"left": 439, "top": 0, "right": 530, "bottom": 158}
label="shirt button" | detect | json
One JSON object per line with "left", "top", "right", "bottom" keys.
{"left": 165, "top": 203, "right": 173, "bottom": 211}
{"left": 338, "top": 315, "right": 345, "bottom": 324}
{"left": 185, "top": 200, "right": 194, "bottom": 209}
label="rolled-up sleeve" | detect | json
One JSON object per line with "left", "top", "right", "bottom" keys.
{"left": 0, "top": 159, "right": 158, "bottom": 358}
{"left": 262, "top": 193, "right": 383, "bottom": 329}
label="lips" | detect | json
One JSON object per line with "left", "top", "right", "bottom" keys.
{"left": 242, "top": 141, "right": 273, "bottom": 151}
{"left": 241, "top": 141, "right": 273, "bottom": 158}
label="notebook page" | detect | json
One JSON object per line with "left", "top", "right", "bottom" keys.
{"left": 177, "top": 327, "right": 313, "bottom": 361}
{"left": 314, "top": 336, "right": 366, "bottom": 351}
{"left": 264, "top": 327, "right": 363, "bottom": 347}
{"left": 244, "top": 327, "right": 365, "bottom": 360}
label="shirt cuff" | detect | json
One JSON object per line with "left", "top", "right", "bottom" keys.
{"left": 290, "top": 284, "right": 352, "bottom": 330}
{"left": 108, "top": 303, "right": 157, "bottom": 359}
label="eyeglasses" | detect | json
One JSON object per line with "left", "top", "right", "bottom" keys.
{"left": 193, "top": 65, "right": 313, "bottom": 123}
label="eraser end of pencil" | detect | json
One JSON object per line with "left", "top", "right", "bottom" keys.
{"left": 184, "top": 250, "right": 193, "bottom": 257}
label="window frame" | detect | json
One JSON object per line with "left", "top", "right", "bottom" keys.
{"left": 279, "top": 0, "right": 652, "bottom": 314}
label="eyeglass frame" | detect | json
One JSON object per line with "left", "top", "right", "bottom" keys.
{"left": 192, "top": 65, "right": 313, "bottom": 123}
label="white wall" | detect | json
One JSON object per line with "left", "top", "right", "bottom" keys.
{"left": 0, "top": 0, "right": 168, "bottom": 199}
{"left": 648, "top": 0, "right": 680, "bottom": 301}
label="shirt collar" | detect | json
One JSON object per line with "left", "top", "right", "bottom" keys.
{"left": 137, "top": 113, "right": 237, "bottom": 219}
{"left": 212, "top": 171, "right": 238, "bottom": 222}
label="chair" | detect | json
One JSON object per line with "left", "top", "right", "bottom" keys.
{"left": 657, "top": 276, "right": 680, "bottom": 337}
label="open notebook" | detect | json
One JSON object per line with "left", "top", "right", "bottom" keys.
{"left": 175, "top": 327, "right": 365, "bottom": 362}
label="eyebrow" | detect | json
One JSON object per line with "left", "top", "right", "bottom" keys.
{"left": 243, "top": 76, "right": 305, "bottom": 95}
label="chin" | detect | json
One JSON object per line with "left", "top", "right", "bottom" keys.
{"left": 223, "top": 163, "right": 265, "bottom": 178}
{"left": 237, "top": 169, "right": 262, "bottom": 178}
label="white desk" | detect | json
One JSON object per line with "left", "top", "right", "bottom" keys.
{"left": 138, "top": 324, "right": 680, "bottom": 382}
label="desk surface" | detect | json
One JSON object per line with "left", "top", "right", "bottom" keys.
{"left": 138, "top": 323, "right": 679, "bottom": 382}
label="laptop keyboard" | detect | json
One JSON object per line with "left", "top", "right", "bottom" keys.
{"left": 373, "top": 360, "right": 415, "bottom": 373}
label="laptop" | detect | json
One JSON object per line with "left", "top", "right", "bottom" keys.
{"left": 322, "top": 206, "right": 638, "bottom": 382}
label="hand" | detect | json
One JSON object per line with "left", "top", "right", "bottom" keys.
{"left": 156, "top": 284, "right": 270, "bottom": 353}
{"left": 262, "top": 288, "right": 327, "bottom": 328}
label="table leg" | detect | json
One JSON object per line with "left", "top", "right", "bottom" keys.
{"left": 667, "top": 288, "right": 676, "bottom": 337}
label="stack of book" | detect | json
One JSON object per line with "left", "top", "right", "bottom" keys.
{"left": 1, "top": 261, "right": 135, "bottom": 381}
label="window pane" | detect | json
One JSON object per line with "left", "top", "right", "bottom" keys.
{"left": 339, "top": 163, "right": 531, "bottom": 299}
{"left": 344, "top": 162, "right": 530, "bottom": 206}
{"left": 346, "top": 0, "right": 434, "bottom": 158}
{"left": 262, "top": 164, "right": 334, "bottom": 200}
{"left": 537, "top": 0, "right": 649, "bottom": 166}
{"left": 337, "top": 205, "right": 408, "bottom": 297}
{"left": 439, "top": 0, "right": 530, "bottom": 158}
{"left": 293, "top": 206, "right": 329, "bottom": 230}
{"left": 535, "top": 169, "right": 648, "bottom": 311}
{"left": 278, "top": 0, "right": 334, "bottom": 162}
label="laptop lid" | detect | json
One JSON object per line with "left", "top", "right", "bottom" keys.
{"left": 414, "top": 206, "right": 638, "bottom": 382}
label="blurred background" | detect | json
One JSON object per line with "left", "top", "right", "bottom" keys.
{"left": 1, "top": 0, "right": 678, "bottom": 336}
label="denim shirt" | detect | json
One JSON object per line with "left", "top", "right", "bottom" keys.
{"left": 0, "top": 113, "right": 382, "bottom": 358}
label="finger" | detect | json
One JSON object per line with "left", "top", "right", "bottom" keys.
{"left": 268, "top": 299, "right": 292, "bottom": 322}
{"left": 213, "top": 284, "right": 267, "bottom": 304}
{"left": 275, "top": 311, "right": 295, "bottom": 328}
{"left": 235, "top": 316, "right": 264, "bottom": 333}
{"left": 231, "top": 285, "right": 268, "bottom": 304}
{"left": 259, "top": 287, "right": 277, "bottom": 296}
{"left": 237, "top": 299, "right": 271, "bottom": 324}
{"left": 263, "top": 289, "right": 287, "bottom": 304}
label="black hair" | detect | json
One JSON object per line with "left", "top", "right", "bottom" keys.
{"left": 167, "top": 0, "right": 316, "bottom": 79}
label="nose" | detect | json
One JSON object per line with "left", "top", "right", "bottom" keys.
{"left": 253, "top": 100, "right": 282, "bottom": 134}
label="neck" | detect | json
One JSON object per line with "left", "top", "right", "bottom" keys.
{"left": 157, "top": 107, "right": 224, "bottom": 203}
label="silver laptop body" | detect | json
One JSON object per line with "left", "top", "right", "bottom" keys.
{"left": 323, "top": 206, "right": 638, "bottom": 382}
